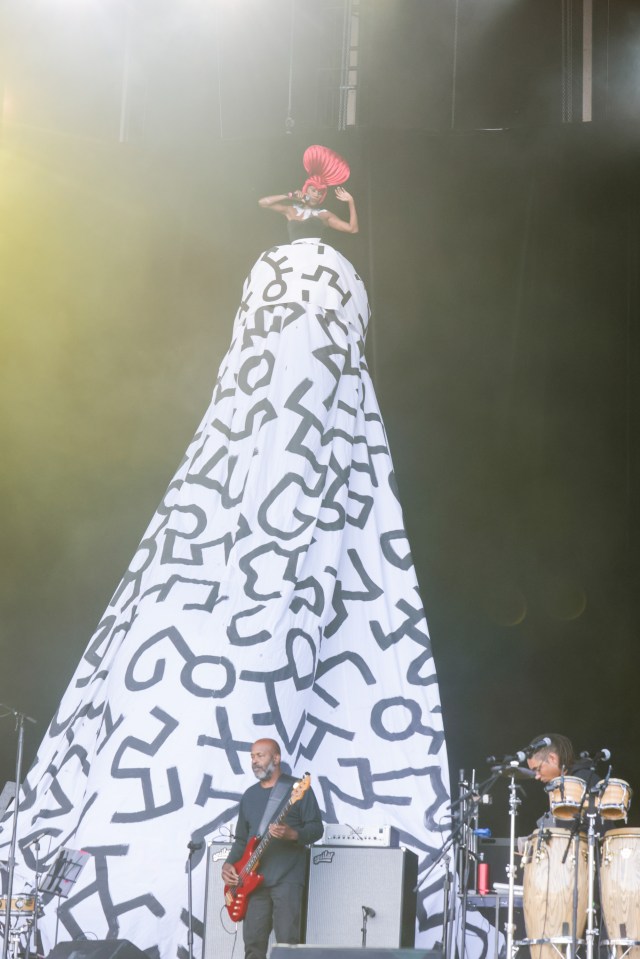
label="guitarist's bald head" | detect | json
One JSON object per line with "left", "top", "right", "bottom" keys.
{"left": 252, "top": 738, "right": 281, "bottom": 757}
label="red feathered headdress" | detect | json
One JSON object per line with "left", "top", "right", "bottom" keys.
{"left": 302, "top": 144, "right": 350, "bottom": 202}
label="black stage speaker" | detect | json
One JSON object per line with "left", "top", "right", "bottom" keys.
{"left": 305, "top": 847, "right": 418, "bottom": 948}
{"left": 271, "top": 949, "right": 438, "bottom": 959}
{"left": 203, "top": 841, "right": 279, "bottom": 959}
{"left": 47, "top": 942, "right": 148, "bottom": 959}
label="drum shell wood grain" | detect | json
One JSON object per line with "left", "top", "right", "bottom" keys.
{"left": 600, "top": 827, "right": 640, "bottom": 959}
{"left": 596, "top": 779, "right": 633, "bottom": 821}
{"left": 522, "top": 829, "right": 588, "bottom": 959}
{"left": 546, "top": 776, "right": 587, "bottom": 820}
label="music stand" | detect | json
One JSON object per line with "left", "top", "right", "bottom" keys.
{"left": 40, "top": 848, "right": 89, "bottom": 902}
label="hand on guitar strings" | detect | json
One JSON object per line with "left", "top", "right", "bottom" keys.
{"left": 221, "top": 862, "right": 240, "bottom": 887}
{"left": 268, "top": 823, "right": 299, "bottom": 842}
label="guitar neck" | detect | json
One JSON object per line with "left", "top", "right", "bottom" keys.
{"left": 241, "top": 795, "right": 293, "bottom": 877}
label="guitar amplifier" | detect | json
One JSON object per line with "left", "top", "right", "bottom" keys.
{"left": 315, "top": 825, "right": 399, "bottom": 847}
{"left": 203, "top": 841, "right": 299, "bottom": 959}
{"left": 203, "top": 841, "right": 242, "bottom": 959}
{"left": 305, "top": 846, "right": 417, "bottom": 948}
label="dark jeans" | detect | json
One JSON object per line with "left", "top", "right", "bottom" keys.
{"left": 243, "top": 881, "right": 303, "bottom": 959}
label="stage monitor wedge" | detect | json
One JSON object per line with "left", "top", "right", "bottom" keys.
{"left": 271, "top": 949, "right": 439, "bottom": 959}
{"left": 46, "top": 941, "right": 149, "bottom": 959}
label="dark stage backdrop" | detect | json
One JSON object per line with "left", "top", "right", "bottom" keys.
{"left": 1, "top": 0, "right": 639, "bottom": 845}
{"left": 366, "top": 125, "right": 640, "bottom": 833}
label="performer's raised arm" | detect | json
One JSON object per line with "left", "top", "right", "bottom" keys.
{"left": 258, "top": 192, "right": 301, "bottom": 215}
{"left": 321, "top": 187, "right": 359, "bottom": 234}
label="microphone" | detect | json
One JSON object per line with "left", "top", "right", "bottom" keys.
{"left": 500, "top": 737, "right": 552, "bottom": 764}
{"left": 23, "top": 831, "right": 48, "bottom": 849}
{"left": 362, "top": 905, "right": 376, "bottom": 918}
{"left": 580, "top": 748, "right": 612, "bottom": 766}
{"left": 187, "top": 840, "right": 203, "bottom": 852}
{"left": 536, "top": 826, "right": 549, "bottom": 854}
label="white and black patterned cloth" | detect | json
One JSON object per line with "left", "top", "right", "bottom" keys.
{"left": 1, "top": 238, "right": 450, "bottom": 958}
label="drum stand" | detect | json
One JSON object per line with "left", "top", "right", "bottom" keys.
{"left": 504, "top": 766, "right": 522, "bottom": 959}
{"left": 417, "top": 811, "right": 464, "bottom": 959}
{"left": 454, "top": 767, "right": 504, "bottom": 959}
{"left": 584, "top": 812, "right": 598, "bottom": 959}
{"left": 601, "top": 939, "right": 640, "bottom": 959}
{"left": 420, "top": 773, "right": 473, "bottom": 959}
{"left": 422, "top": 767, "right": 499, "bottom": 959}
{"left": 595, "top": 784, "right": 640, "bottom": 959}
{"left": 23, "top": 840, "right": 43, "bottom": 959}
{"left": 477, "top": 761, "right": 527, "bottom": 959}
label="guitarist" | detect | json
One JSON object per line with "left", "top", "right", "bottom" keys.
{"left": 221, "top": 738, "right": 323, "bottom": 959}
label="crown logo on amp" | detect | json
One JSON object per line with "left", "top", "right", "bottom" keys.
{"left": 313, "top": 850, "right": 335, "bottom": 865}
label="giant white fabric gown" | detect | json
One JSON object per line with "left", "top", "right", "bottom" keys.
{"left": 1, "top": 237, "right": 449, "bottom": 959}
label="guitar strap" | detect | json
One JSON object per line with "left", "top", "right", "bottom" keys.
{"left": 257, "top": 778, "right": 291, "bottom": 838}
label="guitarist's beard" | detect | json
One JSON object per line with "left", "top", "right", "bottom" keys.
{"left": 252, "top": 760, "right": 276, "bottom": 781}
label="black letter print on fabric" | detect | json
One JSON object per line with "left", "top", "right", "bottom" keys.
{"left": 258, "top": 251, "right": 294, "bottom": 302}
{"left": 125, "top": 627, "right": 236, "bottom": 699}
{"left": 110, "top": 707, "right": 183, "bottom": 823}
{"left": 56, "top": 844, "right": 165, "bottom": 944}
{"left": 197, "top": 706, "right": 253, "bottom": 775}
{"left": 312, "top": 650, "right": 376, "bottom": 709}
{"left": 371, "top": 595, "right": 431, "bottom": 652}
{"left": 325, "top": 549, "right": 384, "bottom": 638}
{"left": 370, "top": 696, "right": 445, "bottom": 755}
{"left": 240, "top": 628, "right": 319, "bottom": 752}
{"left": 319, "top": 757, "right": 433, "bottom": 823}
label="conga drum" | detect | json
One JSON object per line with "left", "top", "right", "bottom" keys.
{"left": 522, "top": 828, "right": 588, "bottom": 959}
{"left": 595, "top": 779, "right": 633, "bottom": 822}
{"left": 600, "top": 828, "right": 640, "bottom": 959}
{"left": 546, "top": 776, "right": 587, "bottom": 820}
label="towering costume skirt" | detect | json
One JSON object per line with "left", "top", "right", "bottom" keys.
{"left": 2, "top": 239, "right": 449, "bottom": 957}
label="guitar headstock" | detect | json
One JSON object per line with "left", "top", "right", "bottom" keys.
{"left": 291, "top": 773, "right": 311, "bottom": 805}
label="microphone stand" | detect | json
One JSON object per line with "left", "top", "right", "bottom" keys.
{"left": 561, "top": 809, "right": 585, "bottom": 959}
{"left": 496, "top": 762, "right": 524, "bottom": 959}
{"left": 0, "top": 703, "right": 36, "bottom": 959}
{"left": 456, "top": 770, "right": 471, "bottom": 959}
{"left": 361, "top": 906, "right": 370, "bottom": 947}
{"left": 441, "top": 853, "right": 453, "bottom": 959}
{"left": 422, "top": 768, "right": 502, "bottom": 959}
{"left": 458, "top": 768, "right": 483, "bottom": 959}
{"left": 584, "top": 765, "right": 609, "bottom": 959}
{"left": 560, "top": 769, "right": 598, "bottom": 959}
{"left": 584, "top": 805, "right": 598, "bottom": 959}
{"left": 22, "top": 838, "right": 42, "bottom": 959}
{"left": 186, "top": 841, "right": 201, "bottom": 959}
{"left": 455, "top": 768, "right": 501, "bottom": 959}
{"left": 419, "top": 818, "right": 465, "bottom": 959}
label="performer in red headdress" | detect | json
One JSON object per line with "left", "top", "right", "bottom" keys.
{"left": 258, "top": 144, "right": 358, "bottom": 238}
{"left": 3, "top": 144, "right": 448, "bottom": 959}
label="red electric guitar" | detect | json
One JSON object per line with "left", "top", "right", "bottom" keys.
{"left": 223, "top": 773, "right": 311, "bottom": 922}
